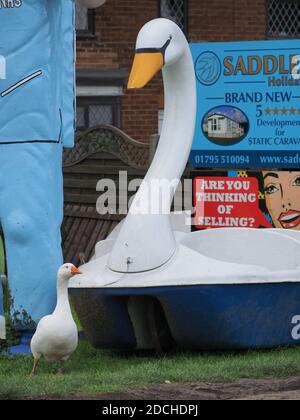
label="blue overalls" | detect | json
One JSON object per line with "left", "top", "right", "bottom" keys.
{"left": 0, "top": 0, "right": 75, "bottom": 330}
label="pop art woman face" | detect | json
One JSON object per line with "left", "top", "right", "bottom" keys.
{"left": 263, "top": 171, "right": 300, "bottom": 230}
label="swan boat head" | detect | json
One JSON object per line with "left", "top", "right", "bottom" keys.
{"left": 128, "top": 18, "right": 190, "bottom": 89}
{"left": 107, "top": 18, "right": 197, "bottom": 274}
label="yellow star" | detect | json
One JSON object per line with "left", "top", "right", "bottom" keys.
{"left": 281, "top": 107, "right": 287, "bottom": 116}
{"left": 290, "top": 107, "right": 296, "bottom": 115}
{"left": 274, "top": 107, "right": 279, "bottom": 116}
{"left": 265, "top": 107, "right": 271, "bottom": 115}
{"left": 298, "top": 109, "right": 300, "bottom": 116}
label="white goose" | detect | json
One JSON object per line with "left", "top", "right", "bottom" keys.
{"left": 70, "top": 19, "right": 300, "bottom": 296}
{"left": 31, "top": 264, "right": 81, "bottom": 375}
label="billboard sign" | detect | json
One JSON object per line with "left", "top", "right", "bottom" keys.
{"left": 194, "top": 176, "right": 272, "bottom": 229}
{"left": 190, "top": 40, "right": 300, "bottom": 169}
{"left": 193, "top": 170, "right": 300, "bottom": 231}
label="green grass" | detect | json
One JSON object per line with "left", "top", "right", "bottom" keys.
{"left": 1, "top": 341, "right": 300, "bottom": 399}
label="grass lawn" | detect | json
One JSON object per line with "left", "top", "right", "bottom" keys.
{"left": 1, "top": 340, "right": 300, "bottom": 399}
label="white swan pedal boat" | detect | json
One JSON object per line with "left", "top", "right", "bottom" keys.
{"left": 70, "top": 19, "right": 300, "bottom": 351}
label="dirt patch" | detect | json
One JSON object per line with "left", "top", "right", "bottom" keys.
{"left": 27, "top": 376, "right": 300, "bottom": 400}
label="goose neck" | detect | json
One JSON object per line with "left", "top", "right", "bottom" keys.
{"left": 54, "top": 281, "right": 71, "bottom": 316}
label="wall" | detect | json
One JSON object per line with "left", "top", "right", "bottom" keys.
{"left": 76, "top": 0, "right": 267, "bottom": 142}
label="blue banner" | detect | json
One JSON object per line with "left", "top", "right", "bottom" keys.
{"left": 190, "top": 40, "right": 300, "bottom": 169}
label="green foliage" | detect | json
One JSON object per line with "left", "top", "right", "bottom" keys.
{"left": 0, "top": 236, "right": 4, "bottom": 275}
{"left": 1, "top": 341, "right": 300, "bottom": 399}
{"left": 0, "top": 285, "right": 19, "bottom": 352}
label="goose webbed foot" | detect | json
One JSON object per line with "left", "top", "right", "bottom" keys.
{"left": 53, "top": 360, "right": 66, "bottom": 375}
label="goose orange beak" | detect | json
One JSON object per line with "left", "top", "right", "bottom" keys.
{"left": 71, "top": 266, "right": 82, "bottom": 275}
{"left": 128, "top": 52, "right": 164, "bottom": 89}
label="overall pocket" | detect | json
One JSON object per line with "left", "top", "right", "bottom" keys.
{"left": 0, "top": 70, "right": 42, "bottom": 98}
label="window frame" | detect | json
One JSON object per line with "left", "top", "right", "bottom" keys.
{"left": 76, "top": 96, "right": 121, "bottom": 131}
{"left": 76, "top": 4, "right": 96, "bottom": 38}
{"left": 158, "top": 0, "right": 189, "bottom": 36}
{"left": 266, "top": 0, "right": 300, "bottom": 39}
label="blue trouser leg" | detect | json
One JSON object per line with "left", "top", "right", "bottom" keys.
{"left": 0, "top": 143, "right": 63, "bottom": 329}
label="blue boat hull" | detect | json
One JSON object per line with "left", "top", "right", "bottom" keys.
{"left": 70, "top": 283, "right": 300, "bottom": 350}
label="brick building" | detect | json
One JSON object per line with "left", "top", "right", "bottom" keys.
{"left": 75, "top": 0, "right": 300, "bottom": 143}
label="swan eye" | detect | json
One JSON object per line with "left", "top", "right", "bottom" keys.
{"left": 169, "top": 34, "right": 173, "bottom": 41}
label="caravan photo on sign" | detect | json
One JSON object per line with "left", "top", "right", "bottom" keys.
{"left": 202, "top": 105, "right": 249, "bottom": 146}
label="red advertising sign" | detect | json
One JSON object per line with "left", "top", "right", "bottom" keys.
{"left": 194, "top": 177, "right": 273, "bottom": 229}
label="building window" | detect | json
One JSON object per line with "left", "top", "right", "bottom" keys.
{"left": 160, "top": 0, "right": 187, "bottom": 33}
{"left": 75, "top": 1, "right": 95, "bottom": 35}
{"left": 76, "top": 97, "right": 121, "bottom": 131}
{"left": 267, "top": 0, "right": 300, "bottom": 38}
{"left": 212, "top": 119, "right": 217, "bottom": 132}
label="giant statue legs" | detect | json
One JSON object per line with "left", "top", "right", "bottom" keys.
{"left": 0, "top": 143, "right": 64, "bottom": 329}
